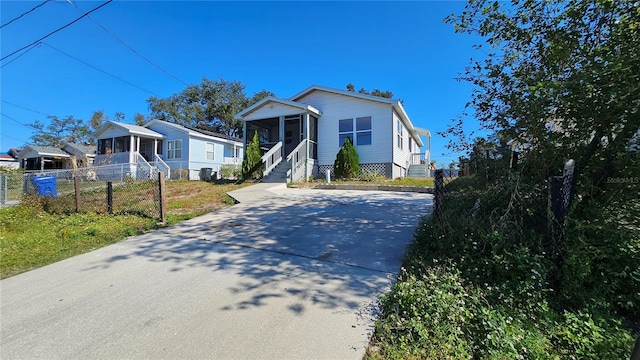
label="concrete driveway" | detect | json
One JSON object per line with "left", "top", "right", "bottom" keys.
{"left": 1, "top": 185, "right": 433, "bottom": 359}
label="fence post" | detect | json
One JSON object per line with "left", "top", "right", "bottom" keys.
{"left": 0, "top": 175, "right": 5, "bottom": 206}
{"left": 74, "top": 176, "right": 81, "bottom": 212}
{"left": 107, "top": 181, "right": 113, "bottom": 214}
{"left": 434, "top": 169, "right": 444, "bottom": 223}
{"left": 547, "top": 159, "right": 577, "bottom": 301}
{"left": 158, "top": 172, "right": 166, "bottom": 224}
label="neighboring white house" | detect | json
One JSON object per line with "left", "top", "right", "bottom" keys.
{"left": 93, "top": 120, "right": 243, "bottom": 180}
{"left": 235, "top": 84, "right": 431, "bottom": 180}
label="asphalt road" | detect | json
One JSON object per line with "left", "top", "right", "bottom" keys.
{"left": 1, "top": 187, "right": 432, "bottom": 359}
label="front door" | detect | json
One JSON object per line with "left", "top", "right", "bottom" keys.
{"left": 284, "top": 115, "right": 301, "bottom": 155}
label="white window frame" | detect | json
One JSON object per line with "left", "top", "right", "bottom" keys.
{"left": 167, "top": 139, "right": 182, "bottom": 160}
{"left": 397, "top": 120, "right": 404, "bottom": 150}
{"left": 206, "top": 142, "right": 215, "bottom": 161}
{"left": 339, "top": 116, "right": 372, "bottom": 146}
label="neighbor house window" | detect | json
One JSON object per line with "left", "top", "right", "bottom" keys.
{"left": 167, "top": 140, "right": 182, "bottom": 159}
{"left": 339, "top": 116, "right": 372, "bottom": 146}
{"left": 97, "top": 138, "right": 112, "bottom": 155}
{"left": 206, "top": 142, "right": 215, "bottom": 161}
{"left": 397, "top": 120, "right": 404, "bottom": 150}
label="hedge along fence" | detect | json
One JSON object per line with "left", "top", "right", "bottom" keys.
{"left": 6, "top": 168, "right": 166, "bottom": 222}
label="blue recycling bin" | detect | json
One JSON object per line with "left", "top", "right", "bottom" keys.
{"left": 31, "top": 176, "right": 57, "bottom": 197}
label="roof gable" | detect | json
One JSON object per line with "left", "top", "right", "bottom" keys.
{"left": 292, "top": 85, "right": 424, "bottom": 147}
{"left": 290, "top": 85, "right": 398, "bottom": 105}
{"left": 94, "top": 120, "right": 163, "bottom": 139}
{"left": 17, "top": 145, "right": 71, "bottom": 159}
{"left": 235, "top": 96, "right": 321, "bottom": 121}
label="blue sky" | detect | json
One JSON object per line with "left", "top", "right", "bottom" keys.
{"left": 1, "top": 0, "right": 483, "bottom": 166}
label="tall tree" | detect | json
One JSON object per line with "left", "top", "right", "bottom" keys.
{"left": 445, "top": 0, "right": 640, "bottom": 186}
{"left": 346, "top": 83, "right": 393, "bottom": 98}
{"left": 133, "top": 112, "right": 146, "bottom": 126}
{"left": 147, "top": 78, "right": 274, "bottom": 138}
{"left": 29, "top": 115, "right": 92, "bottom": 147}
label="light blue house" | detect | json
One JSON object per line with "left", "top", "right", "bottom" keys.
{"left": 93, "top": 120, "right": 243, "bottom": 180}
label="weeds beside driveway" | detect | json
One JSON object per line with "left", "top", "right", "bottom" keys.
{"left": 0, "top": 180, "right": 250, "bottom": 279}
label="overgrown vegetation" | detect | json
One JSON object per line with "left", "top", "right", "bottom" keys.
{"left": 0, "top": 180, "right": 247, "bottom": 279}
{"left": 369, "top": 175, "right": 638, "bottom": 359}
{"left": 369, "top": 0, "right": 640, "bottom": 357}
{"left": 333, "top": 137, "right": 360, "bottom": 179}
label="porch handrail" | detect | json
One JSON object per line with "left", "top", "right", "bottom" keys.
{"left": 408, "top": 152, "right": 426, "bottom": 166}
{"left": 262, "top": 141, "right": 283, "bottom": 176}
{"left": 134, "top": 152, "right": 156, "bottom": 179}
{"left": 153, "top": 155, "right": 170, "bottom": 179}
{"left": 286, "top": 139, "right": 308, "bottom": 182}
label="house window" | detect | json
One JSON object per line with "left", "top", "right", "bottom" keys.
{"left": 409, "top": 137, "right": 413, "bottom": 153}
{"left": 397, "top": 121, "right": 404, "bottom": 150}
{"left": 339, "top": 116, "right": 372, "bottom": 146}
{"left": 167, "top": 140, "right": 182, "bottom": 159}
{"left": 206, "top": 142, "right": 215, "bottom": 161}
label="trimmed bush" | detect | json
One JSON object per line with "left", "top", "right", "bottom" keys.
{"left": 333, "top": 137, "right": 359, "bottom": 179}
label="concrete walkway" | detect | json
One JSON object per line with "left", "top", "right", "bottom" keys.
{"left": 1, "top": 183, "right": 433, "bottom": 359}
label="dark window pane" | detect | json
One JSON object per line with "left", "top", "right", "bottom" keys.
{"left": 339, "top": 119, "right": 353, "bottom": 132}
{"left": 339, "top": 133, "right": 351, "bottom": 146}
{"left": 357, "top": 131, "right": 372, "bottom": 146}
{"left": 356, "top": 116, "right": 371, "bottom": 131}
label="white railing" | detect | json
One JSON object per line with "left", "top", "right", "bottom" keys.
{"left": 134, "top": 153, "right": 156, "bottom": 179}
{"left": 408, "top": 152, "right": 426, "bottom": 166}
{"left": 153, "top": 155, "right": 170, "bottom": 179}
{"left": 286, "top": 139, "right": 308, "bottom": 183}
{"left": 262, "top": 141, "right": 283, "bottom": 176}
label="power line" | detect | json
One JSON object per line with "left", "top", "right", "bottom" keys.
{"left": 67, "top": 1, "right": 189, "bottom": 86}
{"left": 0, "top": 0, "right": 113, "bottom": 62}
{"left": 1, "top": 100, "right": 50, "bottom": 116}
{"left": 0, "top": 42, "right": 42, "bottom": 69}
{"left": 1, "top": 112, "right": 38, "bottom": 130}
{"left": 41, "top": 42, "right": 159, "bottom": 96}
{"left": 0, "top": 0, "right": 51, "bottom": 29}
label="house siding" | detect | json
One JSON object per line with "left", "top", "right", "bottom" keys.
{"left": 296, "top": 91, "right": 393, "bottom": 166}
{"left": 391, "top": 109, "right": 420, "bottom": 177}
{"left": 149, "top": 123, "right": 241, "bottom": 180}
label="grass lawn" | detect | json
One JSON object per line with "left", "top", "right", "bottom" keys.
{"left": 0, "top": 180, "right": 250, "bottom": 279}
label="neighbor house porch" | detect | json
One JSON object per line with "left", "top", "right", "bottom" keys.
{"left": 93, "top": 121, "right": 170, "bottom": 178}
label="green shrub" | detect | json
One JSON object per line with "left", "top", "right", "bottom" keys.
{"left": 220, "top": 164, "right": 240, "bottom": 180}
{"left": 241, "top": 131, "right": 263, "bottom": 180}
{"left": 369, "top": 174, "right": 637, "bottom": 359}
{"left": 333, "top": 137, "right": 359, "bottom": 179}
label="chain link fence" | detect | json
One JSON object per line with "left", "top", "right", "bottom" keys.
{"left": 432, "top": 169, "right": 458, "bottom": 223}
{"left": 1, "top": 166, "right": 164, "bottom": 220}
